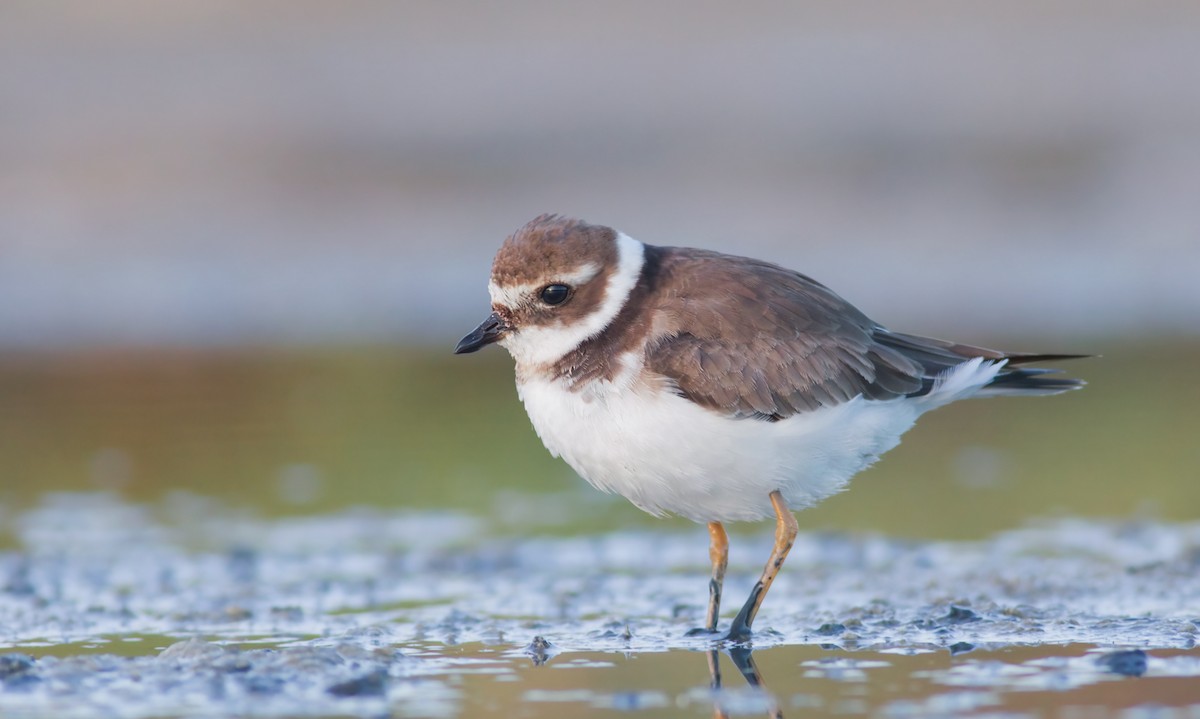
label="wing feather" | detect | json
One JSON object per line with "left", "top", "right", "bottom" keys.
{"left": 640, "top": 247, "right": 1084, "bottom": 419}
{"left": 643, "top": 248, "right": 923, "bottom": 419}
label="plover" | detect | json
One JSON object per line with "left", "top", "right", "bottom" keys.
{"left": 455, "top": 214, "right": 1085, "bottom": 642}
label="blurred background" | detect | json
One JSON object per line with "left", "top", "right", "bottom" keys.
{"left": 1, "top": 1, "right": 1197, "bottom": 544}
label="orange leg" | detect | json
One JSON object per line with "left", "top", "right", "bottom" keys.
{"left": 725, "top": 490, "right": 797, "bottom": 643}
{"left": 703, "top": 521, "right": 729, "bottom": 632}
{"left": 687, "top": 521, "right": 730, "bottom": 636}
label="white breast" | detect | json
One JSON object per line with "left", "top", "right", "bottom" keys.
{"left": 515, "top": 357, "right": 1003, "bottom": 523}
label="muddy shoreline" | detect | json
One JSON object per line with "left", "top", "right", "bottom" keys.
{"left": 2, "top": 494, "right": 1197, "bottom": 717}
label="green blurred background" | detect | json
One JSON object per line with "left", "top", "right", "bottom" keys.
{"left": 1, "top": 342, "right": 1196, "bottom": 545}
{"left": 1, "top": 2, "right": 1198, "bottom": 543}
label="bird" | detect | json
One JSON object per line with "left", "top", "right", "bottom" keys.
{"left": 455, "top": 214, "right": 1086, "bottom": 643}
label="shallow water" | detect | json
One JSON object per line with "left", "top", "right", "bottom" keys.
{"left": 1, "top": 493, "right": 1198, "bottom": 718}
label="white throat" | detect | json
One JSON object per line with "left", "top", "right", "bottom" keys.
{"left": 499, "top": 232, "right": 645, "bottom": 369}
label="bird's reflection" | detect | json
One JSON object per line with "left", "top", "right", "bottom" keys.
{"left": 707, "top": 645, "right": 783, "bottom": 719}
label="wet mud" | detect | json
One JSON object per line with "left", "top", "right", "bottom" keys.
{"left": 1, "top": 493, "right": 1198, "bottom": 717}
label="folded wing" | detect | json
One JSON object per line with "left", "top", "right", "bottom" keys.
{"left": 643, "top": 248, "right": 1086, "bottom": 420}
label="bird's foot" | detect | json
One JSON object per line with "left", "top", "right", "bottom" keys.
{"left": 684, "top": 623, "right": 753, "bottom": 644}
{"left": 716, "top": 623, "right": 753, "bottom": 645}
{"left": 704, "top": 599, "right": 756, "bottom": 645}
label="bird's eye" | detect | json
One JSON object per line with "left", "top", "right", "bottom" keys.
{"left": 540, "top": 284, "right": 570, "bottom": 306}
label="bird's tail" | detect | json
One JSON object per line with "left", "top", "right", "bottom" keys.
{"left": 974, "top": 364, "right": 1087, "bottom": 396}
{"left": 876, "top": 330, "right": 1090, "bottom": 398}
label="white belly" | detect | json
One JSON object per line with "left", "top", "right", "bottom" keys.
{"left": 515, "top": 358, "right": 1002, "bottom": 523}
{"left": 517, "top": 378, "right": 917, "bottom": 523}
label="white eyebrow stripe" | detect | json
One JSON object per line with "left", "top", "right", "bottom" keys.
{"left": 560, "top": 261, "right": 602, "bottom": 286}
{"left": 487, "top": 262, "right": 601, "bottom": 309}
{"left": 488, "top": 280, "right": 535, "bottom": 310}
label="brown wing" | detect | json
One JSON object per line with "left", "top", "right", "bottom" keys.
{"left": 641, "top": 247, "right": 1086, "bottom": 420}
{"left": 643, "top": 247, "right": 927, "bottom": 420}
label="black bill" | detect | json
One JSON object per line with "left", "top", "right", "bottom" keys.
{"left": 454, "top": 311, "right": 509, "bottom": 354}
